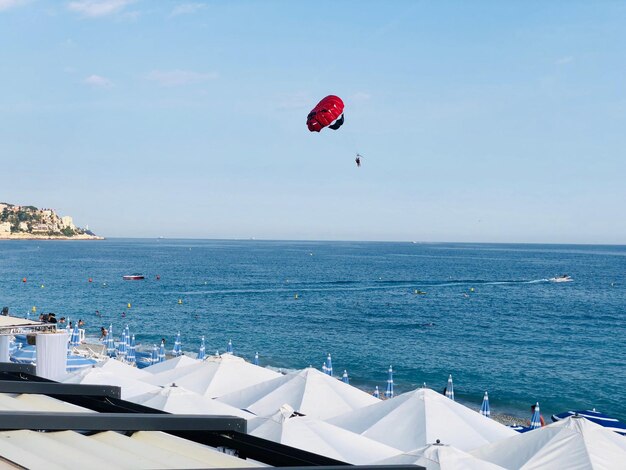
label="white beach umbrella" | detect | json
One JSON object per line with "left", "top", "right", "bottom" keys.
{"left": 217, "top": 367, "right": 380, "bottom": 420}
{"left": 128, "top": 384, "right": 255, "bottom": 420}
{"left": 471, "top": 415, "right": 626, "bottom": 470}
{"left": 142, "top": 354, "right": 199, "bottom": 374}
{"left": 376, "top": 441, "right": 506, "bottom": 469}
{"left": 96, "top": 358, "right": 151, "bottom": 380}
{"left": 143, "top": 353, "right": 280, "bottom": 398}
{"left": 249, "top": 405, "right": 401, "bottom": 465}
{"left": 328, "top": 387, "right": 516, "bottom": 452}
{"left": 62, "top": 367, "right": 161, "bottom": 400}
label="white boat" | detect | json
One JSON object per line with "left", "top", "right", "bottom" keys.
{"left": 550, "top": 274, "right": 573, "bottom": 283}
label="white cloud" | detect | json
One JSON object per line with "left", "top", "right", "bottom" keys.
{"left": 67, "top": 0, "right": 135, "bottom": 17}
{"left": 146, "top": 69, "right": 217, "bottom": 87}
{"left": 84, "top": 74, "right": 113, "bottom": 88}
{"left": 555, "top": 56, "right": 574, "bottom": 65}
{"left": 0, "top": 0, "right": 29, "bottom": 11}
{"left": 171, "top": 2, "right": 206, "bottom": 17}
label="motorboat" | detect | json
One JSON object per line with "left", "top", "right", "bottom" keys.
{"left": 122, "top": 274, "right": 145, "bottom": 280}
{"left": 549, "top": 274, "right": 573, "bottom": 283}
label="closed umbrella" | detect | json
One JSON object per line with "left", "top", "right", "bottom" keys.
{"left": 326, "top": 353, "right": 333, "bottom": 376}
{"left": 254, "top": 352, "right": 259, "bottom": 366}
{"left": 197, "top": 336, "right": 206, "bottom": 360}
{"left": 150, "top": 345, "right": 158, "bottom": 364}
{"left": 342, "top": 370, "right": 349, "bottom": 384}
{"left": 529, "top": 402, "right": 542, "bottom": 429}
{"left": 158, "top": 340, "right": 166, "bottom": 363}
{"left": 125, "top": 325, "right": 131, "bottom": 350}
{"left": 445, "top": 374, "right": 455, "bottom": 401}
{"left": 127, "top": 335, "right": 136, "bottom": 364}
{"left": 384, "top": 366, "right": 394, "bottom": 398}
{"left": 70, "top": 324, "right": 80, "bottom": 348}
{"left": 373, "top": 386, "right": 380, "bottom": 399}
{"left": 117, "top": 329, "right": 127, "bottom": 360}
{"left": 106, "top": 324, "right": 115, "bottom": 357}
{"left": 480, "top": 391, "right": 491, "bottom": 418}
{"left": 172, "top": 332, "right": 181, "bottom": 357}
{"left": 226, "top": 339, "right": 233, "bottom": 354}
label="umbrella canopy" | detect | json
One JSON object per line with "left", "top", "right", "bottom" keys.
{"left": 158, "top": 340, "right": 166, "bottom": 363}
{"left": 342, "top": 370, "right": 349, "bottom": 384}
{"left": 376, "top": 442, "right": 506, "bottom": 469}
{"left": 249, "top": 405, "right": 401, "bottom": 465}
{"left": 471, "top": 415, "right": 626, "bottom": 469}
{"left": 126, "top": 335, "right": 136, "bottom": 364}
{"left": 551, "top": 409, "right": 626, "bottom": 435}
{"left": 97, "top": 357, "right": 151, "bottom": 380}
{"left": 384, "top": 366, "right": 394, "bottom": 398}
{"left": 218, "top": 367, "right": 380, "bottom": 420}
{"left": 529, "top": 403, "right": 542, "bottom": 430}
{"left": 480, "top": 392, "right": 490, "bottom": 418}
{"left": 62, "top": 367, "right": 160, "bottom": 400}
{"left": 328, "top": 387, "right": 517, "bottom": 452}
{"left": 197, "top": 336, "right": 206, "bottom": 361}
{"left": 445, "top": 375, "right": 454, "bottom": 401}
{"left": 143, "top": 354, "right": 199, "bottom": 374}
{"left": 106, "top": 324, "right": 115, "bottom": 357}
{"left": 144, "top": 354, "right": 280, "bottom": 399}
{"left": 129, "top": 384, "right": 254, "bottom": 420}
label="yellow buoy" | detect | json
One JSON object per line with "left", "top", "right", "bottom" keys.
{"left": 178, "top": 299, "right": 183, "bottom": 304}
{"left": 32, "top": 306, "right": 36, "bottom": 313}
{"left": 470, "top": 287, "right": 475, "bottom": 292}
{"left": 127, "top": 303, "right": 131, "bottom": 309}
{"left": 41, "top": 284, "right": 45, "bottom": 288}
{"left": 294, "top": 293, "right": 299, "bottom": 299}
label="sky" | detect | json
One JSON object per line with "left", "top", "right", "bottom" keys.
{"left": 1, "top": 0, "right": 625, "bottom": 243}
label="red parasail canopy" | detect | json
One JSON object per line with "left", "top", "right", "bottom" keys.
{"left": 306, "top": 95, "right": 344, "bottom": 132}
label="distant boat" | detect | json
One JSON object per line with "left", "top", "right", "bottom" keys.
{"left": 122, "top": 274, "right": 145, "bottom": 281}
{"left": 550, "top": 274, "right": 573, "bottom": 283}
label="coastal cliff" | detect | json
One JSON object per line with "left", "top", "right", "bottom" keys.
{"left": 0, "top": 202, "right": 102, "bottom": 240}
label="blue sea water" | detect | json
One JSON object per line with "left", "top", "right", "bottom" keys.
{"left": 0, "top": 239, "right": 624, "bottom": 421}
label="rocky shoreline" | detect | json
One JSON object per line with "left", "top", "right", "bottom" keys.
{"left": 0, "top": 233, "right": 103, "bottom": 240}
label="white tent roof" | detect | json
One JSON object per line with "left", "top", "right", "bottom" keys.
{"left": 128, "top": 384, "right": 255, "bottom": 420}
{"left": 376, "top": 443, "right": 506, "bottom": 469}
{"left": 250, "top": 405, "right": 401, "bottom": 464}
{"left": 328, "top": 387, "right": 517, "bottom": 452}
{"left": 217, "top": 367, "right": 380, "bottom": 420}
{"left": 143, "top": 354, "right": 280, "bottom": 398}
{"left": 471, "top": 415, "right": 626, "bottom": 469}
{"left": 62, "top": 367, "right": 161, "bottom": 400}
{"left": 142, "top": 355, "right": 200, "bottom": 374}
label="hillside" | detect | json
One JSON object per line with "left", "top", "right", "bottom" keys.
{"left": 0, "top": 202, "right": 102, "bottom": 240}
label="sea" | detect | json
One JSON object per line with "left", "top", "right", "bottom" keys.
{"left": 0, "top": 239, "right": 624, "bottom": 421}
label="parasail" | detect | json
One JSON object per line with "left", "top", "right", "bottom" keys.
{"left": 306, "top": 95, "right": 344, "bottom": 132}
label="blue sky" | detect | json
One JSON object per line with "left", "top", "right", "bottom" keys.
{"left": 1, "top": 1, "right": 625, "bottom": 243}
